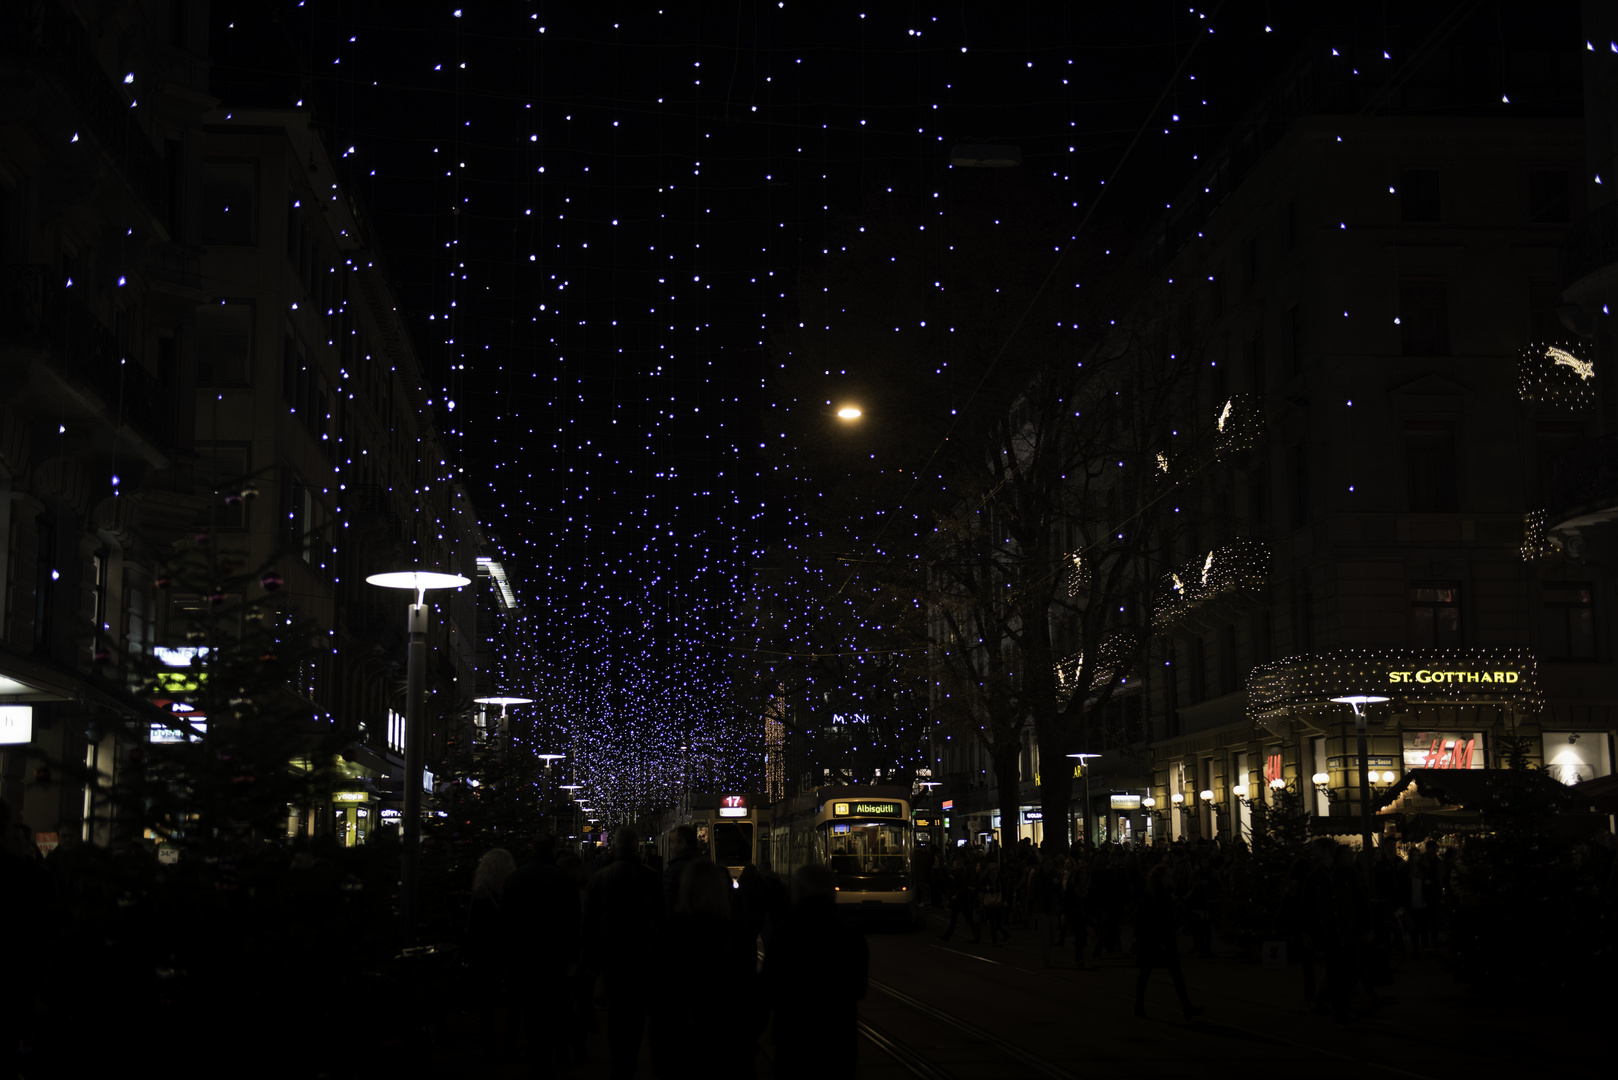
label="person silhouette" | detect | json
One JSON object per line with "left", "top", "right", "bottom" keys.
{"left": 762, "top": 864, "right": 868, "bottom": 1079}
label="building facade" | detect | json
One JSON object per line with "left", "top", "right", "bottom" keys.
{"left": 1, "top": 2, "right": 496, "bottom": 852}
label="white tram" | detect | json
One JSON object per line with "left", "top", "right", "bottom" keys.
{"left": 658, "top": 792, "right": 766, "bottom": 879}
{"left": 766, "top": 785, "right": 915, "bottom": 921}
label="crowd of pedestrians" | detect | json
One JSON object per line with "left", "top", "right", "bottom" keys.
{"left": 462, "top": 825, "right": 867, "bottom": 1080}
{"left": 912, "top": 826, "right": 1618, "bottom": 1023}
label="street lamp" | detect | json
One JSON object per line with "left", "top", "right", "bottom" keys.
{"left": 1329, "top": 694, "right": 1391, "bottom": 872}
{"left": 473, "top": 696, "right": 534, "bottom": 759}
{"left": 367, "top": 569, "right": 470, "bottom": 942}
{"left": 835, "top": 405, "right": 863, "bottom": 421}
{"left": 1067, "top": 752, "right": 1101, "bottom": 846}
{"left": 1199, "top": 788, "right": 1219, "bottom": 838}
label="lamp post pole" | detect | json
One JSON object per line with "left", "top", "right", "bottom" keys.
{"left": 368, "top": 569, "right": 469, "bottom": 944}
{"left": 1067, "top": 753, "right": 1100, "bottom": 847}
{"left": 1331, "top": 695, "right": 1390, "bottom": 888}
{"left": 402, "top": 597, "right": 427, "bottom": 937}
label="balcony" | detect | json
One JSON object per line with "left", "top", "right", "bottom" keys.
{"left": 1544, "top": 433, "right": 1618, "bottom": 532}
{"left": 1151, "top": 538, "right": 1271, "bottom": 635}
{"left": 0, "top": 264, "right": 169, "bottom": 445}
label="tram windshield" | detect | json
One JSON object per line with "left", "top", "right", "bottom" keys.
{"left": 711, "top": 822, "right": 754, "bottom": 867}
{"left": 823, "top": 821, "right": 909, "bottom": 875}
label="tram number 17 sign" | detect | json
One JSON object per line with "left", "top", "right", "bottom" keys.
{"left": 718, "top": 794, "right": 749, "bottom": 818}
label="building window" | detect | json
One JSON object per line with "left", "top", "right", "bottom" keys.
{"left": 195, "top": 446, "right": 251, "bottom": 529}
{"left": 1410, "top": 584, "right": 1462, "bottom": 647}
{"left": 1405, "top": 421, "right": 1457, "bottom": 511}
{"left": 1188, "top": 636, "right": 1207, "bottom": 704}
{"left": 201, "top": 160, "right": 258, "bottom": 244}
{"left": 1244, "top": 332, "right": 1265, "bottom": 391}
{"left": 1399, "top": 168, "right": 1441, "bottom": 222}
{"left": 1535, "top": 423, "right": 1584, "bottom": 503}
{"left": 1218, "top": 624, "right": 1238, "bottom": 697}
{"left": 1399, "top": 280, "right": 1450, "bottom": 355}
{"left": 195, "top": 301, "right": 253, "bottom": 386}
{"left": 1249, "top": 463, "right": 1269, "bottom": 526}
{"left": 1284, "top": 304, "right": 1303, "bottom": 375}
{"left": 1528, "top": 169, "right": 1571, "bottom": 224}
{"left": 1528, "top": 284, "right": 1572, "bottom": 344}
{"left": 1543, "top": 582, "right": 1595, "bottom": 660}
{"left": 1404, "top": 417, "right": 1456, "bottom": 511}
{"left": 1289, "top": 446, "right": 1309, "bottom": 528}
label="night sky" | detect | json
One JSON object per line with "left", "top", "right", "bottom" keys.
{"left": 206, "top": 2, "right": 1574, "bottom": 810}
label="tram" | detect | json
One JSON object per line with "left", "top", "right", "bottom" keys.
{"left": 657, "top": 792, "right": 766, "bottom": 879}
{"left": 766, "top": 785, "right": 915, "bottom": 921}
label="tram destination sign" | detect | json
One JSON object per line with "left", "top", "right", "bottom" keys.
{"left": 832, "top": 800, "right": 903, "bottom": 818}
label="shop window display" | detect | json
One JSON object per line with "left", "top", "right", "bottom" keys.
{"left": 1541, "top": 732, "right": 1612, "bottom": 786}
{"left": 1402, "top": 731, "right": 1486, "bottom": 771}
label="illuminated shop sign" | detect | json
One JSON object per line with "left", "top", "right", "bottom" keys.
{"left": 1402, "top": 732, "right": 1485, "bottom": 771}
{"left": 1387, "top": 669, "right": 1521, "bottom": 685}
{"left": 1110, "top": 795, "right": 1142, "bottom": 810}
{"left": 833, "top": 800, "right": 902, "bottom": 817}
{"left": 0, "top": 706, "right": 33, "bottom": 745}
{"left": 1024, "top": 810, "right": 1044, "bottom": 822}
{"left": 333, "top": 791, "right": 368, "bottom": 802}
{"left": 718, "top": 794, "right": 749, "bottom": 818}
{"left": 150, "top": 721, "right": 205, "bottom": 744}
{"left": 941, "top": 799, "right": 954, "bottom": 811}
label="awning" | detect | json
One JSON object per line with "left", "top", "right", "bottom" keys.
{"left": 1377, "top": 767, "right": 1579, "bottom": 815}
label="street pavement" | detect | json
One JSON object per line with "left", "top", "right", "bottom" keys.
{"left": 427, "top": 906, "right": 1603, "bottom": 1078}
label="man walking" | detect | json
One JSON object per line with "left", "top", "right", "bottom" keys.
{"left": 583, "top": 827, "right": 664, "bottom": 1079}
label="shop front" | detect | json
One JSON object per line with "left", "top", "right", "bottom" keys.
{"left": 332, "top": 789, "right": 377, "bottom": 847}
{"left": 1247, "top": 647, "right": 1549, "bottom": 836}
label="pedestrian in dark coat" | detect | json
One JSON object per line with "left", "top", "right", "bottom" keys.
{"left": 660, "top": 858, "right": 761, "bottom": 1079}
{"left": 504, "top": 835, "right": 582, "bottom": 1080}
{"left": 466, "top": 847, "right": 518, "bottom": 1056}
{"left": 582, "top": 827, "right": 664, "bottom": 1080}
{"left": 762, "top": 864, "right": 868, "bottom": 1080}
{"left": 937, "top": 856, "right": 980, "bottom": 943}
{"left": 663, "top": 824, "right": 703, "bottom": 910}
{"left": 1133, "top": 864, "right": 1202, "bottom": 1021}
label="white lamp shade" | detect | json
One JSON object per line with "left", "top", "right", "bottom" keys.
{"left": 1170, "top": 793, "right": 1185, "bottom": 804}
{"left": 366, "top": 570, "right": 471, "bottom": 591}
{"left": 1142, "top": 797, "right": 1156, "bottom": 808}
{"left": 1232, "top": 784, "right": 1247, "bottom": 798}
{"left": 1199, "top": 789, "right": 1214, "bottom": 802}
{"left": 1312, "top": 772, "right": 1330, "bottom": 785}
{"left": 474, "top": 696, "right": 534, "bottom": 706}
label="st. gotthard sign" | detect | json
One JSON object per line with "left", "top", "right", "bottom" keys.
{"left": 1387, "top": 668, "right": 1522, "bottom": 685}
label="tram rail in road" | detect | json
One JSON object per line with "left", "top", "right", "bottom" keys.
{"left": 860, "top": 977, "right": 1080, "bottom": 1080}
